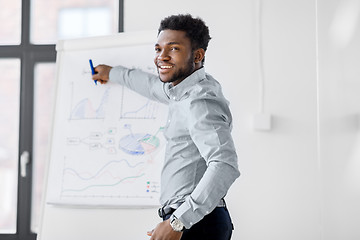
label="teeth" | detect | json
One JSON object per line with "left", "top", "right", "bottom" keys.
{"left": 160, "top": 65, "right": 172, "bottom": 69}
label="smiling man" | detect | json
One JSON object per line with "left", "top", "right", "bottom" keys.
{"left": 155, "top": 29, "right": 202, "bottom": 86}
{"left": 92, "top": 14, "right": 240, "bottom": 240}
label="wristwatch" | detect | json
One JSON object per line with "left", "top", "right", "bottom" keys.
{"left": 170, "top": 215, "right": 185, "bottom": 232}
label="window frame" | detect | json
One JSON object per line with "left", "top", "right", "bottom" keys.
{"left": 0, "top": 1, "right": 123, "bottom": 239}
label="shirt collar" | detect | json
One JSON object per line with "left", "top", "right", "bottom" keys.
{"left": 164, "top": 67, "right": 206, "bottom": 101}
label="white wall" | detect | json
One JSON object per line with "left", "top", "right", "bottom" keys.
{"left": 125, "top": 0, "right": 320, "bottom": 240}
{"left": 318, "top": 0, "right": 360, "bottom": 239}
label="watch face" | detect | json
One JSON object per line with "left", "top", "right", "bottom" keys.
{"left": 171, "top": 218, "right": 184, "bottom": 232}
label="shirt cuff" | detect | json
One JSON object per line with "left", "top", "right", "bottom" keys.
{"left": 173, "top": 199, "right": 204, "bottom": 229}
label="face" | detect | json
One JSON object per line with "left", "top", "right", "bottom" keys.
{"left": 154, "top": 30, "right": 196, "bottom": 86}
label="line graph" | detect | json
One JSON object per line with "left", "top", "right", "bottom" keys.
{"left": 120, "top": 100, "right": 158, "bottom": 119}
{"left": 60, "top": 157, "right": 155, "bottom": 199}
{"left": 119, "top": 86, "right": 159, "bottom": 119}
{"left": 63, "top": 159, "right": 145, "bottom": 181}
{"left": 62, "top": 173, "right": 146, "bottom": 193}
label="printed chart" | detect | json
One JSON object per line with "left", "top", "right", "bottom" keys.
{"left": 45, "top": 41, "right": 168, "bottom": 207}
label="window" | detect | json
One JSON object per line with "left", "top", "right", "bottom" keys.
{"left": 58, "top": 8, "right": 113, "bottom": 39}
{"left": 0, "top": 59, "right": 21, "bottom": 234}
{"left": 31, "top": 63, "right": 57, "bottom": 233}
{"left": 0, "top": 0, "right": 21, "bottom": 45}
{"left": 0, "top": 1, "right": 123, "bottom": 239}
{"left": 31, "top": 0, "right": 119, "bottom": 44}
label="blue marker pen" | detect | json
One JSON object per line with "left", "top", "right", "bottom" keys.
{"left": 89, "top": 59, "right": 97, "bottom": 85}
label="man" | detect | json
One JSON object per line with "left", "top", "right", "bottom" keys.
{"left": 92, "top": 14, "right": 240, "bottom": 240}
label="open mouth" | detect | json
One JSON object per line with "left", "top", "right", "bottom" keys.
{"left": 159, "top": 65, "right": 174, "bottom": 69}
{"left": 158, "top": 65, "right": 174, "bottom": 74}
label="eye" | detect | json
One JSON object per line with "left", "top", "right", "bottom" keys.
{"left": 155, "top": 47, "right": 161, "bottom": 52}
{"left": 171, "top": 47, "right": 179, "bottom": 51}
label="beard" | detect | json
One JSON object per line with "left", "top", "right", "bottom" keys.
{"left": 158, "top": 53, "right": 195, "bottom": 84}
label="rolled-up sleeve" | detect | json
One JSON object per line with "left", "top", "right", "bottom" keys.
{"left": 109, "top": 66, "right": 169, "bottom": 104}
{"left": 173, "top": 94, "right": 240, "bottom": 229}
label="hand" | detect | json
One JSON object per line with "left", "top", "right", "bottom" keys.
{"left": 148, "top": 219, "right": 183, "bottom": 240}
{"left": 92, "top": 64, "right": 113, "bottom": 84}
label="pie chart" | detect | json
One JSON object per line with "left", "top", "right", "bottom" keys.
{"left": 119, "top": 133, "right": 159, "bottom": 155}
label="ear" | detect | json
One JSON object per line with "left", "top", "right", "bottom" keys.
{"left": 194, "top": 48, "right": 205, "bottom": 64}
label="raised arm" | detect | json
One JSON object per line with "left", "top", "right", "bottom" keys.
{"left": 92, "top": 64, "right": 169, "bottom": 104}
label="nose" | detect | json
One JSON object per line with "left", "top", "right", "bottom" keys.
{"left": 157, "top": 49, "right": 170, "bottom": 61}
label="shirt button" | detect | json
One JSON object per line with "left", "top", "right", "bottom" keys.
{"left": 190, "top": 222, "right": 193, "bottom": 226}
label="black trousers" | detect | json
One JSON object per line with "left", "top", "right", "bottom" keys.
{"left": 162, "top": 207, "right": 233, "bottom": 240}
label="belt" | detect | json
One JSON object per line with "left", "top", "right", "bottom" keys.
{"left": 158, "top": 198, "right": 226, "bottom": 218}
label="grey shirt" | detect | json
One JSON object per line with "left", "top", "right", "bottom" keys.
{"left": 109, "top": 66, "right": 240, "bottom": 229}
